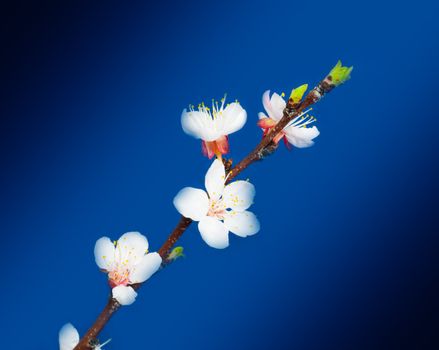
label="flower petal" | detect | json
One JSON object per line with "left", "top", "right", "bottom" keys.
{"left": 94, "top": 237, "right": 116, "bottom": 270}
{"left": 181, "top": 109, "right": 219, "bottom": 141}
{"left": 224, "top": 210, "right": 260, "bottom": 237}
{"left": 181, "top": 110, "right": 206, "bottom": 139}
{"left": 218, "top": 102, "right": 247, "bottom": 135}
{"left": 257, "top": 117, "right": 276, "bottom": 129}
{"left": 59, "top": 323, "right": 79, "bottom": 350}
{"left": 269, "top": 92, "right": 286, "bottom": 121}
{"left": 223, "top": 180, "right": 255, "bottom": 212}
{"left": 112, "top": 285, "right": 137, "bottom": 306}
{"left": 173, "top": 187, "right": 209, "bottom": 221}
{"left": 205, "top": 159, "right": 225, "bottom": 200}
{"left": 198, "top": 216, "right": 229, "bottom": 249}
{"left": 258, "top": 112, "right": 268, "bottom": 120}
{"left": 284, "top": 126, "right": 320, "bottom": 148}
{"left": 115, "top": 232, "right": 149, "bottom": 266}
{"left": 262, "top": 90, "right": 275, "bottom": 120}
{"left": 129, "top": 252, "right": 162, "bottom": 283}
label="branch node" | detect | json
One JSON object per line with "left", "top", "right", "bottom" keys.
{"left": 258, "top": 141, "right": 278, "bottom": 159}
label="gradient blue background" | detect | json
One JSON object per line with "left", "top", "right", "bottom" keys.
{"left": 1, "top": 0, "right": 438, "bottom": 349}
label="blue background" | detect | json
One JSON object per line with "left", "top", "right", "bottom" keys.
{"left": 1, "top": 0, "right": 438, "bottom": 349}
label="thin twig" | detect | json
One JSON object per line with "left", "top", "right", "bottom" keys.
{"left": 73, "top": 74, "right": 336, "bottom": 350}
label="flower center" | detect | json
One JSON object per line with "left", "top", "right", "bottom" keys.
{"left": 108, "top": 265, "right": 130, "bottom": 287}
{"left": 188, "top": 95, "right": 228, "bottom": 121}
{"left": 207, "top": 199, "right": 226, "bottom": 220}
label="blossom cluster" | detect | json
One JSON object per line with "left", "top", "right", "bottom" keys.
{"left": 58, "top": 89, "right": 319, "bottom": 349}
{"left": 58, "top": 61, "right": 353, "bottom": 349}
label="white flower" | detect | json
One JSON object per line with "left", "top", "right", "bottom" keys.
{"left": 59, "top": 323, "right": 79, "bottom": 350}
{"left": 173, "top": 159, "right": 260, "bottom": 249}
{"left": 258, "top": 90, "right": 320, "bottom": 148}
{"left": 181, "top": 96, "right": 247, "bottom": 159}
{"left": 59, "top": 323, "right": 111, "bottom": 350}
{"left": 94, "top": 232, "right": 162, "bottom": 306}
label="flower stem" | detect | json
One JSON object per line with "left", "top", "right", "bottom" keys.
{"left": 74, "top": 298, "right": 120, "bottom": 349}
{"left": 227, "top": 97, "right": 308, "bottom": 182}
{"left": 158, "top": 216, "right": 193, "bottom": 258}
{"left": 73, "top": 74, "right": 339, "bottom": 350}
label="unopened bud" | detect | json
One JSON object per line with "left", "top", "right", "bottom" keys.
{"left": 289, "top": 84, "right": 308, "bottom": 104}
{"left": 326, "top": 60, "right": 353, "bottom": 86}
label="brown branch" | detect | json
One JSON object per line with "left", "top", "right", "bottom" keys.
{"left": 74, "top": 298, "right": 120, "bottom": 349}
{"left": 73, "top": 73, "right": 339, "bottom": 350}
{"left": 158, "top": 216, "right": 193, "bottom": 258}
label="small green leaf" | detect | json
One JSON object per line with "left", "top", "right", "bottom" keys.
{"left": 168, "top": 246, "right": 185, "bottom": 261}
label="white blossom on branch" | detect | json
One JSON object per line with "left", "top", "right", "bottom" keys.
{"left": 258, "top": 90, "right": 320, "bottom": 148}
{"left": 94, "top": 232, "right": 162, "bottom": 305}
{"left": 181, "top": 96, "right": 247, "bottom": 159}
{"left": 59, "top": 323, "right": 79, "bottom": 350}
{"left": 59, "top": 323, "right": 111, "bottom": 350}
{"left": 173, "top": 159, "right": 260, "bottom": 249}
